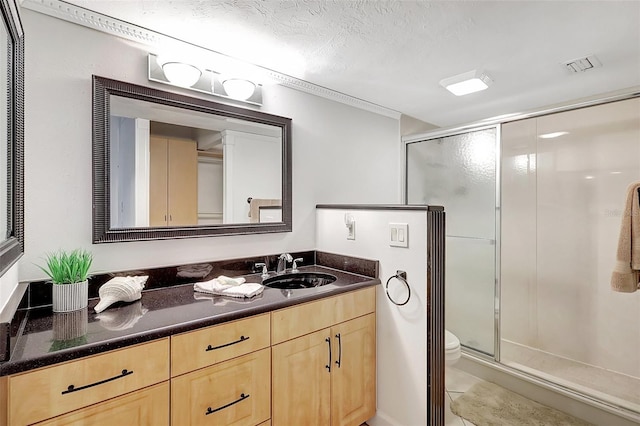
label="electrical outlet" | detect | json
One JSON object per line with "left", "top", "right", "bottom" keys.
{"left": 389, "top": 223, "right": 408, "bottom": 247}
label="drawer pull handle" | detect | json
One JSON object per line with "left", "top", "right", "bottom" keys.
{"left": 335, "top": 333, "right": 342, "bottom": 368}
{"left": 206, "top": 335, "right": 250, "bottom": 352}
{"left": 62, "top": 369, "right": 133, "bottom": 395}
{"left": 205, "top": 393, "right": 250, "bottom": 415}
{"left": 325, "top": 337, "right": 331, "bottom": 372}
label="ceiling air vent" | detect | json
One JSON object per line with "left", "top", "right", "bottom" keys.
{"left": 563, "top": 55, "right": 602, "bottom": 73}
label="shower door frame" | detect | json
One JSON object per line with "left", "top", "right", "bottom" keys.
{"left": 402, "top": 124, "right": 502, "bottom": 360}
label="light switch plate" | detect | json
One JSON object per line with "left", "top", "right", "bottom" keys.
{"left": 389, "top": 223, "right": 408, "bottom": 247}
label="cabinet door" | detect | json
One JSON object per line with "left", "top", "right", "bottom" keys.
{"left": 171, "top": 348, "right": 270, "bottom": 426}
{"left": 149, "top": 136, "right": 168, "bottom": 226}
{"left": 331, "top": 314, "right": 376, "bottom": 426}
{"left": 35, "top": 382, "right": 169, "bottom": 426}
{"left": 168, "top": 138, "right": 198, "bottom": 225}
{"left": 272, "top": 328, "right": 331, "bottom": 426}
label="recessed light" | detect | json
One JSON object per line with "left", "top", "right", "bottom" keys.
{"left": 539, "top": 131, "right": 569, "bottom": 139}
{"left": 439, "top": 69, "right": 492, "bottom": 96}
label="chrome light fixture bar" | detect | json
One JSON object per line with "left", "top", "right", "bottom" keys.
{"left": 148, "top": 53, "right": 263, "bottom": 106}
{"left": 440, "top": 69, "right": 492, "bottom": 96}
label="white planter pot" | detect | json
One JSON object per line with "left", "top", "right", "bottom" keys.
{"left": 52, "top": 280, "right": 88, "bottom": 313}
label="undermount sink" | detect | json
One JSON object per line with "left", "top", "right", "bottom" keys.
{"left": 263, "top": 272, "right": 337, "bottom": 289}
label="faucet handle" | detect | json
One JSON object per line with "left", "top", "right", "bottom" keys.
{"left": 291, "top": 258, "right": 303, "bottom": 273}
{"left": 255, "top": 262, "right": 269, "bottom": 279}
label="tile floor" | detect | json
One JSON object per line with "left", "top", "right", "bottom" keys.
{"left": 445, "top": 366, "right": 482, "bottom": 426}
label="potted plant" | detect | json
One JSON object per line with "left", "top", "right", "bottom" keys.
{"left": 38, "top": 249, "right": 93, "bottom": 312}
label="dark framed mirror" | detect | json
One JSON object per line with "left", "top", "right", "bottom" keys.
{"left": 92, "top": 76, "right": 292, "bottom": 243}
{"left": 0, "top": 0, "right": 24, "bottom": 275}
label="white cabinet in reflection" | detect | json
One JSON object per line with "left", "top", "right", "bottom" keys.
{"left": 222, "top": 130, "right": 282, "bottom": 224}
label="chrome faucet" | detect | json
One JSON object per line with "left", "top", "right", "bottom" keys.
{"left": 277, "top": 253, "right": 293, "bottom": 274}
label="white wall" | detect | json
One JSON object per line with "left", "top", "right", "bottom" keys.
{"left": 316, "top": 207, "right": 429, "bottom": 426}
{"left": 15, "top": 9, "right": 401, "bottom": 292}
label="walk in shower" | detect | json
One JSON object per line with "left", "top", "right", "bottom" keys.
{"left": 405, "top": 95, "right": 640, "bottom": 420}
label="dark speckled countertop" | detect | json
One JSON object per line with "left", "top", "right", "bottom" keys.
{"left": 1, "top": 264, "right": 378, "bottom": 376}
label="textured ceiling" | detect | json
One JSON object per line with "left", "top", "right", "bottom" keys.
{"left": 65, "top": 0, "right": 640, "bottom": 127}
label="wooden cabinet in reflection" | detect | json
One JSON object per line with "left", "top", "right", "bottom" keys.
{"left": 149, "top": 136, "right": 198, "bottom": 226}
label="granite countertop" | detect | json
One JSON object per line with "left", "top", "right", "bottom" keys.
{"left": 1, "top": 265, "right": 379, "bottom": 376}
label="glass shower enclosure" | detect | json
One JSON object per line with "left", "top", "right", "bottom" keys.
{"left": 405, "top": 95, "right": 640, "bottom": 419}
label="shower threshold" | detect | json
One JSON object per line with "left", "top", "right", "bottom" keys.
{"left": 501, "top": 339, "right": 640, "bottom": 416}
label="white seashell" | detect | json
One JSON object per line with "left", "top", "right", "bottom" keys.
{"left": 94, "top": 276, "right": 148, "bottom": 313}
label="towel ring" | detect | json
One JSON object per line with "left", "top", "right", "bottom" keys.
{"left": 385, "top": 271, "right": 411, "bottom": 306}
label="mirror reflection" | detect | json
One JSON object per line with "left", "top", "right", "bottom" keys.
{"left": 109, "top": 96, "right": 282, "bottom": 229}
{"left": 93, "top": 76, "right": 291, "bottom": 242}
{"left": 0, "top": 14, "right": 8, "bottom": 240}
{"left": 0, "top": 0, "right": 24, "bottom": 276}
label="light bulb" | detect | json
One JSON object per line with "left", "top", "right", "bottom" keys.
{"left": 161, "top": 62, "right": 201, "bottom": 87}
{"left": 222, "top": 78, "right": 256, "bottom": 100}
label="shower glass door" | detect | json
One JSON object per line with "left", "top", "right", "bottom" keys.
{"left": 406, "top": 126, "right": 498, "bottom": 356}
{"left": 501, "top": 97, "right": 640, "bottom": 414}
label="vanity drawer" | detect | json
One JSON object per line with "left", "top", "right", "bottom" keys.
{"left": 34, "top": 382, "right": 169, "bottom": 426}
{"left": 171, "top": 347, "right": 271, "bottom": 426}
{"left": 171, "top": 313, "right": 270, "bottom": 376}
{"left": 7, "top": 338, "right": 170, "bottom": 426}
{"left": 271, "top": 286, "right": 375, "bottom": 344}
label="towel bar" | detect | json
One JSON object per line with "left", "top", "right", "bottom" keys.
{"left": 385, "top": 270, "right": 411, "bottom": 306}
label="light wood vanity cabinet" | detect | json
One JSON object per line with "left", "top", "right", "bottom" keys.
{"left": 6, "top": 338, "right": 170, "bottom": 426}
{"left": 2, "top": 286, "right": 376, "bottom": 426}
{"left": 271, "top": 287, "right": 376, "bottom": 426}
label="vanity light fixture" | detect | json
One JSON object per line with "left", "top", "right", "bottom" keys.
{"left": 148, "top": 53, "right": 263, "bottom": 106}
{"left": 440, "top": 69, "right": 492, "bottom": 96}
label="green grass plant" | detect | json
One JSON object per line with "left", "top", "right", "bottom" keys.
{"left": 38, "top": 249, "right": 93, "bottom": 284}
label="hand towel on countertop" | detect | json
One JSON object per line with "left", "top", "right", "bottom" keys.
{"left": 194, "top": 276, "right": 264, "bottom": 298}
{"left": 611, "top": 182, "right": 640, "bottom": 293}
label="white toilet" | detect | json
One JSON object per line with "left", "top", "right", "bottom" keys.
{"left": 445, "top": 329, "right": 461, "bottom": 365}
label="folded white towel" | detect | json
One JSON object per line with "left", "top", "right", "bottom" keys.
{"left": 194, "top": 277, "right": 263, "bottom": 298}
{"left": 216, "top": 275, "right": 246, "bottom": 286}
